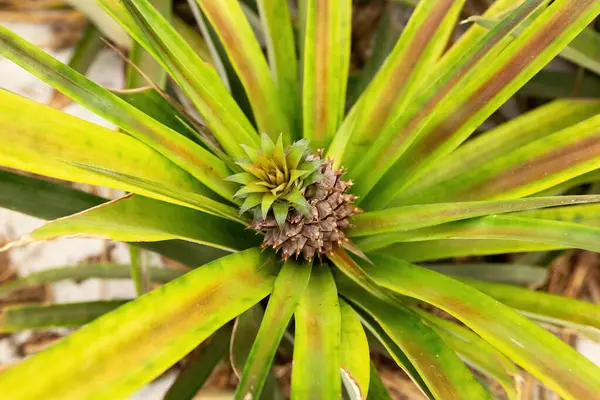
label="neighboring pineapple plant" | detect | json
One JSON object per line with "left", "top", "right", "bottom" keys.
{"left": 2, "top": 0, "right": 600, "bottom": 399}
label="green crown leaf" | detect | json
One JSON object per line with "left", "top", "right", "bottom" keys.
{"left": 227, "top": 134, "right": 325, "bottom": 226}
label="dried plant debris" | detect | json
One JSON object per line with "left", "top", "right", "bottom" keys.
{"left": 49, "top": 16, "right": 86, "bottom": 50}
{"left": 16, "top": 331, "right": 62, "bottom": 357}
{"left": 0, "top": 238, "right": 49, "bottom": 309}
{"left": 0, "top": 237, "right": 52, "bottom": 342}
{"left": 0, "top": 0, "right": 85, "bottom": 50}
{"left": 0, "top": 0, "right": 66, "bottom": 11}
{"left": 0, "top": 245, "right": 13, "bottom": 285}
{"left": 350, "top": 0, "right": 385, "bottom": 70}
{"left": 371, "top": 353, "right": 426, "bottom": 400}
{"left": 545, "top": 250, "right": 599, "bottom": 299}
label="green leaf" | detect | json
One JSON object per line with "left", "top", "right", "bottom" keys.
{"left": 113, "top": 87, "right": 228, "bottom": 161}
{"left": 414, "top": 309, "right": 519, "bottom": 400}
{"left": 340, "top": 279, "right": 489, "bottom": 400}
{"left": 164, "top": 325, "right": 232, "bottom": 400}
{"left": 237, "top": 260, "right": 311, "bottom": 399}
{"left": 396, "top": 100, "right": 600, "bottom": 204}
{"left": 273, "top": 134, "right": 286, "bottom": 169}
{"left": 235, "top": 183, "right": 272, "bottom": 197}
{"left": 187, "top": 3, "right": 258, "bottom": 126}
{"left": 194, "top": 0, "right": 291, "bottom": 143}
{"left": 125, "top": 0, "right": 171, "bottom": 90}
{"left": 366, "top": 361, "right": 392, "bottom": 400}
{"left": 230, "top": 306, "right": 284, "bottom": 400}
{"left": 472, "top": 14, "right": 600, "bottom": 76}
{"left": 364, "top": 0, "right": 600, "bottom": 207}
{"left": 331, "top": 0, "right": 464, "bottom": 166}
{"left": 240, "top": 193, "right": 263, "bottom": 215}
{"left": 284, "top": 189, "right": 313, "bottom": 217}
{"left": 356, "top": 308, "right": 432, "bottom": 398}
{"left": 355, "top": 215, "right": 600, "bottom": 252}
{"left": 231, "top": 305, "right": 264, "bottom": 377}
{"left": 241, "top": 144, "right": 262, "bottom": 164}
{"left": 0, "top": 264, "right": 183, "bottom": 296}
{"left": 0, "top": 248, "right": 277, "bottom": 399}
{"left": 272, "top": 201, "right": 289, "bottom": 230}
{"left": 513, "top": 202, "right": 600, "bottom": 224}
{"left": 260, "top": 132, "right": 276, "bottom": 156}
{"left": 172, "top": 16, "right": 213, "bottom": 62}
{"left": 349, "top": 195, "right": 600, "bottom": 237}
{"left": 257, "top": 0, "right": 301, "bottom": 138}
{"left": 535, "top": 169, "right": 600, "bottom": 197}
{"left": 49, "top": 22, "right": 104, "bottom": 108}
{"left": 113, "top": 87, "right": 186, "bottom": 132}
{"left": 186, "top": 0, "right": 232, "bottom": 89}
{"left": 148, "top": 241, "right": 229, "bottom": 268}
{"left": 345, "top": 3, "right": 403, "bottom": 107}
{"left": 424, "top": 263, "right": 547, "bottom": 287}
{"left": 464, "top": 279, "right": 600, "bottom": 334}
{"left": 261, "top": 193, "right": 277, "bottom": 218}
{"left": 64, "top": 0, "right": 131, "bottom": 48}
{"left": 0, "top": 301, "right": 127, "bottom": 332}
{"left": 226, "top": 172, "right": 257, "bottom": 185}
{"left": 401, "top": 113, "right": 600, "bottom": 204}
{"left": 0, "top": 90, "right": 219, "bottom": 205}
{"left": 383, "top": 239, "right": 557, "bottom": 263}
{"left": 286, "top": 139, "right": 309, "bottom": 169}
{"left": 0, "top": 169, "right": 227, "bottom": 267}
{"left": 350, "top": 0, "right": 547, "bottom": 201}
{"left": 339, "top": 299, "right": 370, "bottom": 400}
{"left": 0, "top": 169, "right": 104, "bottom": 220}
{"left": 329, "top": 248, "right": 392, "bottom": 305}
{"left": 301, "top": 0, "right": 352, "bottom": 149}
{"left": 521, "top": 70, "right": 600, "bottom": 99}
{"left": 4, "top": 195, "right": 255, "bottom": 253}
{"left": 128, "top": 246, "right": 146, "bottom": 296}
{"left": 364, "top": 254, "right": 600, "bottom": 400}
{"left": 292, "top": 265, "right": 341, "bottom": 399}
{"left": 65, "top": 164, "right": 244, "bottom": 222}
{"left": 435, "top": 0, "right": 518, "bottom": 73}
{"left": 0, "top": 26, "right": 236, "bottom": 200}
{"left": 98, "top": 0, "right": 260, "bottom": 161}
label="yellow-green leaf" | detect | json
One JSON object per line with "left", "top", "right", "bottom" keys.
{"left": 5, "top": 195, "right": 253, "bottom": 252}
{"left": 292, "top": 265, "right": 341, "bottom": 399}
{"left": 339, "top": 300, "right": 370, "bottom": 400}
{"left": 195, "top": 0, "right": 292, "bottom": 143}
{"left": 365, "top": 254, "right": 600, "bottom": 400}
{"left": 301, "top": 0, "right": 352, "bottom": 149}
{"left": 0, "top": 248, "right": 277, "bottom": 399}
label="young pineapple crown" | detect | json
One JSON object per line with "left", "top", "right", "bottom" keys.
{"left": 226, "top": 134, "right": 358, "bottom": 262}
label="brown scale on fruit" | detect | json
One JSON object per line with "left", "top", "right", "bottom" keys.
{"left": 227, "top": 134, "right": 360, "bottom": 262}
{"left": 251, "top": 156, "right": 360, "bottom": 262}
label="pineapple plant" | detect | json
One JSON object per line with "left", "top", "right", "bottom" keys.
{"left": 230, "top": 134, "right": 359, "bottom": 261}
{"left": 1, "top": 0, "right": 600, "bottom": 398}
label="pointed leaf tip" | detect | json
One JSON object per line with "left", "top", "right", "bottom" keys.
{"left": 241, "top": 144, "right": 260, "bottom": 163}
{"left": 285, "top": 189, "right": 312, "bottom": 218}
{"left": 274, "top": 134, "right": 287, "bottom": 170}
{"left": 261, "top": 194, "right": 277, "bottom": 219}
{"left": 261, "top": 132, "right": 276, "bottom": 156}
{"left": 224, "top": 172, "right": 256, "bottom": 185}
{"left": 0, "top": 236, "right": 34, "bottom": 253}
{"left": 273, "top": 202, "right": 289, "bottom": 230}
{"left": 240, "top": 194, "right": 263, "bottom": 215}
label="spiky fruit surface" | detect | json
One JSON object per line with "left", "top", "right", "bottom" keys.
{"left": 254, "top": 157, "right": 358, "bottom": 262}
{"left": 227, "top": 135, "right": 358, "bottom": 261}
